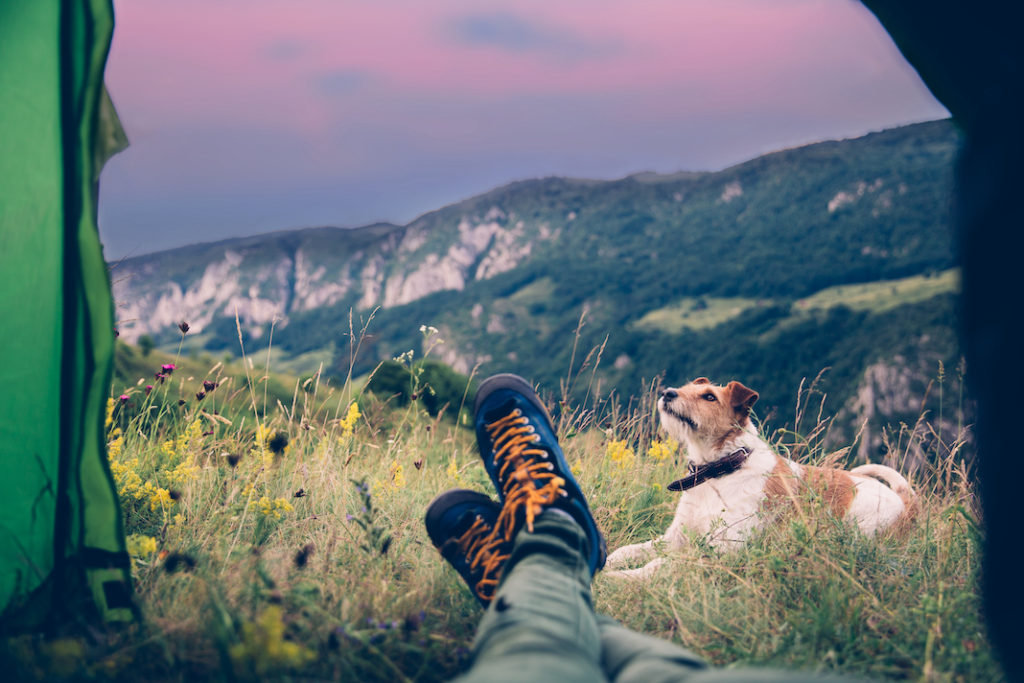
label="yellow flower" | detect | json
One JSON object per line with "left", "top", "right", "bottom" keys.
{"left": 229, "top": 606, "right": 315, "bottom": 675}
{"left": 105, "top": 397, "right": 115, "bottom": 430}
{"left": 606, "top": 439, "right": 636, "bottom": 470}
{"left": 446, "top": 457, "right": 460, "bottom": 481}
{"left": 148, "top": 484, "right": 174, "bottom": 512}
{"left": 647, "top": 438, "right": 678, "bottom": 462}
{"left": 389, "top": 460, "right": 406, "bottom": 489}
{"left": 258, "top": 496, "right": 293, "bottom": 520}
{"left": 107, "top": 435, "right": 124, "bottom": 460}
{"left": 252, "top": 423, "right": 275, "bottom": 466}
{"left": 125, "top": 533, "right": 157, "bottom": 558}
{"left": 571, "top": 458, "right": 583, "bottom": 477}
{"left": 339, "top": 402, "right": 360, "bottom": 438}
{"left": 168, "top": 459, "right": 200, "bottom": 487}
{"left": 109, "top": 456, "right": 142, "bottom": 499}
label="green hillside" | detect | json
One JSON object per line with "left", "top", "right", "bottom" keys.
{"left": 111, "top": 120, "right": 963, "bottom": 449}
{"left": 272, "top": 121, "right": 961, "bottom": 441}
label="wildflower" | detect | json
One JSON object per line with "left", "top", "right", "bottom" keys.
{"left": 105, "top": 397, "right": 115, "bottom": 429}
{"left": 168, "top": 461, "right": 200, "bottom": 488}
{"left": 258, "top": 496, "right": 294, "bottom": 520}
{"left": 647, "top": 438, "right": 679, "bottom": 462}
{"left": 203, "top": 379, "right": 217, "bottom": 392}
{"left": 118, "top": 394, "right": 130, "bottom": 404}
{"left": 113, "top": 327, "right": 120, "bottom": 338}
{"left": 226, "top": 453, "right": 241, "bottom": 467}
{"left": 146, "top": 483, "right": 175, "bottom": 512}
{"left": 571, "top": 458, "right": 583, "bottom": 477}
{"left": 145, "top": 384, "right": 153, "bottom": 395}
{"left": 125, "top": 534, "right": 157, "bottom": 558}
{"left": 339, "top": 402, "right": 360, "bottom": 437}
{"left": 446, "top": 457, "right": 460, "bottom": 481}
{"left": 252, "top": 423, "right": 276, "bottom": 465}
{"left": 293, "top": 489, "right": 306, "bottom": 498}
{"left": 389, "top": 461, "right": 406, "bottom": 489}
{"left": 178, "top": 321, "right": 190, "bottom": 334}
{"left": 413, "top": 458, "right": 423, "bottom": 470}
{"left": 155, "top": 372, "right": 167, "bottom": 383}
{"left": 177, "top": 399, "right": 186, "bottom": 406}
{"left": 606, "top": 439, "right": 636, "bottom": 470}
{"left": 108, "top": 455, "right": 141, "bottom": 499}
{"left": 161, "top": 363, "right": 176, "bottom": 374}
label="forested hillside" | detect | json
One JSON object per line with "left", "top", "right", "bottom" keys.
{"left": 111, "top": 119, "right": 963, "bottom": 457}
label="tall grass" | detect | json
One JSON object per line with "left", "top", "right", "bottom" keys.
{"left": 1, "top": 325, "right": 1000, "bottom": 681}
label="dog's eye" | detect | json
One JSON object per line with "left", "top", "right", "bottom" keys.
{"left": 702, "top": 393, "right": 716, "bottom": 402}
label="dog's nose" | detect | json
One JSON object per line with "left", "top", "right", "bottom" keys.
{"left": 660, "top": 389, "right": 677, "bottom": 401}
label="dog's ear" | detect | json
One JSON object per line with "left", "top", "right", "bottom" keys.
{"left": 726, "top": 381, "right": 758, "bottom": 416}
{"left": 692, "top": 377, "right": 710, "bottom": 385}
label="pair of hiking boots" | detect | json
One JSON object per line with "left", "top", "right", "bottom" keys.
{"left": 424, "top": 374, "right": 607, "bottom": 605}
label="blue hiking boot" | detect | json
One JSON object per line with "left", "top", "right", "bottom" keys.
{"left": 473, "top": 373, "right": 607, "bottom": 574}
{"left": 425, "top": 489, "right": 511, "bottom": 606}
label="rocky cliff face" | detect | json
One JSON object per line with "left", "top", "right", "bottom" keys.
{"left": 831, "top": 349, "right": 972, "bottom": 469}
{"left": 110, "top": 207, "right": 546, "bottom": 343}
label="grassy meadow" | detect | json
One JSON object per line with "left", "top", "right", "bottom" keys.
{"left": 1, "top": 327, "right": 1000, "bottom": 682}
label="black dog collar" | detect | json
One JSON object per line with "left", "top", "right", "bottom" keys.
{"left": 667, "top": 447, "right": 751, "bottom": 491}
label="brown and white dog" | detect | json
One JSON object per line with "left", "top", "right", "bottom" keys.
{"left": 605, "top": 377, "right": 916, "bottom": 578}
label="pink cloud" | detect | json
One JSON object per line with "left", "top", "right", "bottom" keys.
{"left": 109, "top": 0, "right": 933, "bottom": 134}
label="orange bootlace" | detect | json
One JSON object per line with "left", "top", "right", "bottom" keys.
{"left": 453, "top": 515, "right": 510, "bottom": 602}
{"left": 485, "top": 410, "right": 567, "bottom": 541}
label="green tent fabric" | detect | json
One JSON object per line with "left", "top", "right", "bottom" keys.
{"left": 0, "top": 0, "right": 133, "bottom": 630}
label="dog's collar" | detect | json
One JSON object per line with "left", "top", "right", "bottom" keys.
{"left": 667, "top": 447, "right": 751, "bottom": 491}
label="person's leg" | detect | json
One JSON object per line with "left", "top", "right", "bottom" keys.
{"left": 597, "top": 615, "right": 868, "bottom": 682}
{"left": 454, "top": 509, "right": 605, "bottom": 683}
{"left": 596, "top": 614, "right": 709, "bottom": 683}
{"left": 427, "top": 373, "right": 610, "bottom": 682}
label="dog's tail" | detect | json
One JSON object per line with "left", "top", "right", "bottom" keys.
{"left": 850, "top": 464, "right": 912, "bottom": 495}
{"left": 850, "top": 464, "right": 919, "bottom": 524}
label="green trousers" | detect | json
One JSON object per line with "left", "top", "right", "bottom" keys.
{"left": 456, "top": 511, "right": 870, "bottom": 683}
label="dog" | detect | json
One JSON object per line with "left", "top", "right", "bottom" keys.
{"left": 605, "top": 377, "right": 916, "bottom": 578}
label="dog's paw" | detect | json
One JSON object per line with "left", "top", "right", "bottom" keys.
{"left": 603, "top": 558, "right": 666, "bottom": 580}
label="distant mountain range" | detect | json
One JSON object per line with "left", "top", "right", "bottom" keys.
{"left": 110, "top": 119, "right": 966, "bottom": 460}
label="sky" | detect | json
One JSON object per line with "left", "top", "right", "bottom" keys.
{"left": 98, "top": 0, "right": 949, "bottom": 260}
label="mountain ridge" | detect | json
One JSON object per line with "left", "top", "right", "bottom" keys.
{"left": 110, "top": 118, "right": 964, "bottom": 456}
